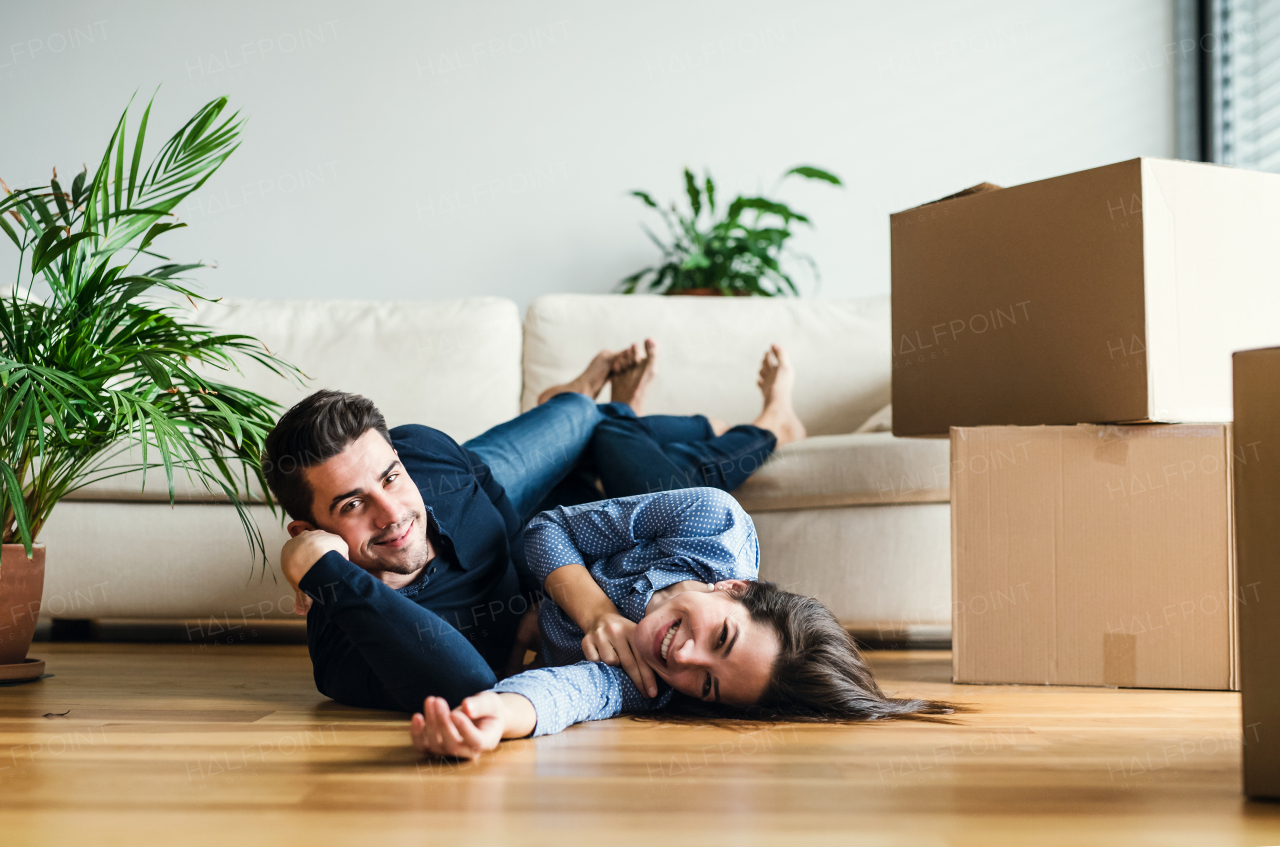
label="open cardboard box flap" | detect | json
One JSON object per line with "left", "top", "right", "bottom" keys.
{"left": 901, "top": 182, "right": 1004, "bottom": 211}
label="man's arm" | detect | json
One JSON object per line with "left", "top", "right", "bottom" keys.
{"left": 280, "top": 529, "right": 349, "bottom": 593}
{"left": 282, "top": 535, "right": 498, "bottom": 711}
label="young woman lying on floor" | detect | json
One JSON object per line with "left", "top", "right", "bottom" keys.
{"left": 409, "top": 487, "right": 952, "bottom": 759}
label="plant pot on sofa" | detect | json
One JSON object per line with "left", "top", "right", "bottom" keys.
{"left": 618, "top": 165, "right": 843, "bottom": 297}
{"left": 0, "top": 544, "right": 45, "bottom": 679}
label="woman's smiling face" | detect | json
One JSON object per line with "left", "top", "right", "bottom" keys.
{"left": 629, "top": 580, "right": 779, "bottom": 706}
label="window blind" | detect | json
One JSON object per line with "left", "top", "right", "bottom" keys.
{"left": 1207, "top": 0, "right": 1280, "bottom": 170}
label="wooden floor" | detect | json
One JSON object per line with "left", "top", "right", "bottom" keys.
{"left": 1, "top": 644, "right": 1278, "bottom": 846}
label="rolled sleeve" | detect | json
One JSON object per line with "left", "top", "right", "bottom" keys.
{"left": 524, "top": 512, "right": 587, "bottom": 586}
{"left": 493, "top": 661, "right": 671, "bottom": 737}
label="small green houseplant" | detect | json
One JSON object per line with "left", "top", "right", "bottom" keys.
{"left": 0, "top": 94, "right": 298, "bottom": 573}
{"left": 619, "top": 165, "right": 842, "bottom": 297}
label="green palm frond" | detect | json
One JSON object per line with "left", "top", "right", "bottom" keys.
{"left": 0, "top": 93, "right": 300, "bottom": 577}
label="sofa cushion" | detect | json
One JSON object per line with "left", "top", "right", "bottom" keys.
{"left": 752, "top": 502, "right": 951, "bottom": 629}
{"left": 67, "top": 297, "right": 523, "bottom": 503}
{"left": 855, "top": 403, "right": 893, "bottom": 433}
{"left": 522, "top": 294, "right": 890, "bottom": 437}
{"left": 731, "top": 431, "right": 950, "bottom": 512}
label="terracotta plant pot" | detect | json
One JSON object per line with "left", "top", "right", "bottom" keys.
{"left": 0, "top": 544, "right": 45, "bottom": 665}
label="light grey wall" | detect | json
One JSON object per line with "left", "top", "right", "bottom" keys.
{"left": 3, "top": 1, "right": 1176, "bottom": 308}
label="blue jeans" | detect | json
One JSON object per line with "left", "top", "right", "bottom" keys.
{"left": 463, "top": 392, "right": 604, "bottom": 522}
{"left": 466, "top": 392, "right": 777, "bottom": 514}
{"left": 591, "top": 405, "right": 777, "bottom": 498}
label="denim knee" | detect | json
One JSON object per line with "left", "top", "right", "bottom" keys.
{"left": 592, "top": 414, "right": 643, "bottom": 446}
{"left": 596, "top": 401, "right": 639, "bottom": 421}
{"left": 546, "top": 389, "right": 597, "bottom": 415}
{"left": 545, "top": 391, "right": 602, "bottom": 432}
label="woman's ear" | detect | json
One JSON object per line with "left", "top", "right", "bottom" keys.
{"left": 715, "top": 579, "right": 752, "bottom": 598}
{"left": 287, "top": 519, "right": 317, "bottom": 538}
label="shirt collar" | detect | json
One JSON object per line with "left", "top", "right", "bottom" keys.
{"left": 623, "top": 567, "right": 693, "bottom": 620}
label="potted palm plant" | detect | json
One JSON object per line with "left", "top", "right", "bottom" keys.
{"left": 0, "top": 95, "right": 298, "bottom": 680}
{"left": 619, "top": 165, "right": 842, "bottom": 297}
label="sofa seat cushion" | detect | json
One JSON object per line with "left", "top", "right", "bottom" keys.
{"left": 66, "top": 297, "right": 523, "bottom": 504}
{"left": 522, "top": 294, "right": 890, "bottom": 437}
{"left": 753, "top": 502, "right": 950, "bottom": 629}
{"left": 731, "top": 431, "right": 950, "bottom": 512}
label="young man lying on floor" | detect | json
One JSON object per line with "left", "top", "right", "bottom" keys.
{"left": 265, "top": 342, "right": 806, "bottom": 712}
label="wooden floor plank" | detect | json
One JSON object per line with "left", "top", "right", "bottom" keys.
{"left": 1, "top": 643, "right": 1277, "bottom": 845}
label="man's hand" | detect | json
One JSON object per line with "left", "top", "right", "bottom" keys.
{"left": 410, "top": 692, "right": 509, "bottom": 760}
{"left": 280, "top": 529, "right": 348, "bottom": 615}
{"left": 582, "top": 611, "right": 657, "bottom": 698}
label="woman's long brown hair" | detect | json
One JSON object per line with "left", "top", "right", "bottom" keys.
{"left": 636, "top": 580, "right": 959, "bottom": 726}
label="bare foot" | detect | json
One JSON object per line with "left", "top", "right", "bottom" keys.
{"left": 752, "top": 344, "right": 807, "bottom": 447}
{"left": 610, "top": 338, "right": 659, "bottom": 414}
{"left": 537, "top": 349, "right": 616, "bottom": 405}
{"left": 707, "top": 417, "right": 730, "bottom": 437}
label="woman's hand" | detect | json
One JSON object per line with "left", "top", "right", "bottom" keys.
{"left": 410, "top": 692, "right": 508, "bottom": 760}
{"left": 581, "top": 612, "right": 657, "bottom": 698}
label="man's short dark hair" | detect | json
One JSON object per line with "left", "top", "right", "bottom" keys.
{"left": 263, "top": 390, "right": 392, "bottom": 523}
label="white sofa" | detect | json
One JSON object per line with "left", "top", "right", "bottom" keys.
{"left": 43, "top": 294, "right": 950, "bottom": 640}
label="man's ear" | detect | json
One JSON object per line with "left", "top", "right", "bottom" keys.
{"left": 716, "top": 579, "right": 752, "bottom": 598}
{"left": 287, "top": 519, "right": 317, "bottom": 538}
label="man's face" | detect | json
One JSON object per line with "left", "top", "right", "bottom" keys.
{"left": 295, "top": 429, "right": 430, "bottom": 576}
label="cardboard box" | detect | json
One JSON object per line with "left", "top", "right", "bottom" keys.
{"left": 891, "top": 158, "right": 1280, "bottom": 436}
{"left": 1231, "top": 348, "right": 1280, "bottom": 797}
{"left": 951, "top": 424, "right": 1237, "bottom": 690}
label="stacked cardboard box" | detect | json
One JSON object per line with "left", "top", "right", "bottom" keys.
{"left": 1231, "top": 348, "right": 1280, "bottom": 797}
{"left": 891, "top": 157, "right": 1280, "bottom": 690}
{"left": 949, "top": 424, "right": 1235, "bottom": 689}
{"left": 892, "top": 158, "right": 1280, "bottom": 438}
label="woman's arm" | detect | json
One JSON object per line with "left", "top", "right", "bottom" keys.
{"left": 542, "top": 563, "right": 617, "bottom": 628}
{"left": 524, "top": 488, "right": 752, "bottom": 586}
{"left": 490, "top": 661, "right": 667, "bottom": 736}
{"left": 543, "top": 565, "right": 658, "bottom": 697}
{"left": 411, "top": 661, "right": 667, "bottom": 758}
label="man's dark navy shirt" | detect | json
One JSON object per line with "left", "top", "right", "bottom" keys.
{"left": 297, "top": 424, "right": 537, "bottom": 712}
